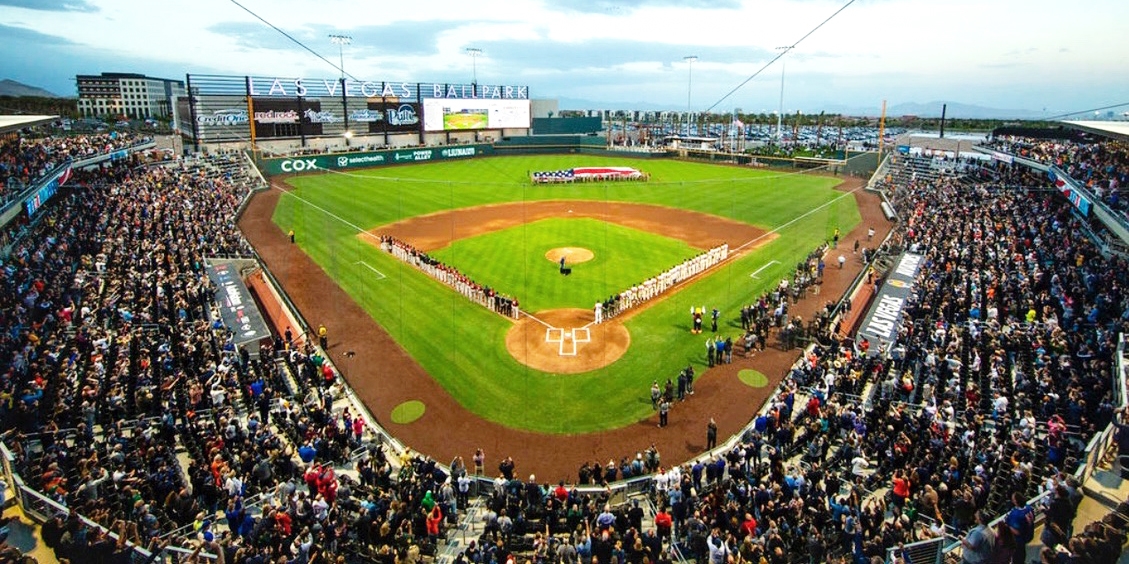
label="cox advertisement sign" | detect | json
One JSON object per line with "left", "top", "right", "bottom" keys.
{"left": 266, "top": 144, "right": 491, "bottom": 175}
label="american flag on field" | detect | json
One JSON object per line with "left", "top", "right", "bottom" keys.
{"left": 532, "top": 167, "right": 644, "bottom": 183}
{"left": 571, "top": 167, "right": 642, "bottom": 179}
{"left": 531, "top": 169, "right": 575, "bottom": 183}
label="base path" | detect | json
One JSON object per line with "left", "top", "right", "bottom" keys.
{"left": 370, "top": 200, "right": 764, "bottom": 252}
{"left": 238, "top": 176, "right": 890, "bottom": 482}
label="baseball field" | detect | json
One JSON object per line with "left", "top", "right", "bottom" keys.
{"left": 443, "top": 110, "right": 490, "bottom": 130}
{"left": 265, "top": 154, "right": 861, "bottom": 438}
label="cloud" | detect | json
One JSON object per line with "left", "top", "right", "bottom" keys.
{"left": 0, "top": 23, "right": 78, "bottom": 45}
{"left": 207, "top": 20, "right": 472, "bottom": 57}
{"left": 477, "top": 37, "right": 774, "bottom": 71}
{"left": 0, "top": 0, "right": 97, "bottom": 12}
{"left": 545, "top": 0, "right": 741, "bottom": 14}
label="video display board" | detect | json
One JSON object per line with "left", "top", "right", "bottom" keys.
{"left": 422, "top": 98, "right": 531, "bottom": 132}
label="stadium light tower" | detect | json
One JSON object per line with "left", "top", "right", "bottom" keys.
{"left": 329, "top": 34, "right": 352, "bottom": 79}
{"left": 466, "top": 47, "right": 483, "bottom": 88}
{"left": 774, "top": 45, "right": 794, "bottom": 143}
{"left": 684, "top": 55, "right": 698, "bottom": 137}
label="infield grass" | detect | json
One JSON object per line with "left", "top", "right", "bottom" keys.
{"left": 272, "top": 154, "right": 860, "bottom": 433}
{"left": 429, "top": 217, "right": 700, "bottom": 312}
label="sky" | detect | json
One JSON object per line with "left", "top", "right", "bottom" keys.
{"left": 1, "top": 0, "right": 1127, "bottom": 116}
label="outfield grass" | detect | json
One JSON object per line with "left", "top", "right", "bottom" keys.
{"left": 273, "top": 154, "right": 860, "bottom": 433}
{"left": 429, "top": 218, "right": 701, "bottom": 312}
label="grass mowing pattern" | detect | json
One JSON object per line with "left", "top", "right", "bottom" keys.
{"left": 429, "top": 218, "right": 701, "bottom": 312}
{"left": 272, "top": 155, "right": 860, "bottom": 433}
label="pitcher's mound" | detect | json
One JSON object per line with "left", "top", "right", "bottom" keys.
{"left": 506, "top": 308, "right": 630, "bottom": 374}
{"left": 545, "top": 247, "right": 594, "bottom": 264}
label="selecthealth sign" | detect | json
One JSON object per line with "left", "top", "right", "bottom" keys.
{"left": 265, "top": 144, "right": 492, "bottom": 175}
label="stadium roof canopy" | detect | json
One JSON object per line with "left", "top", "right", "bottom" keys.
{"left": 1062, "top": 120, "right": 1129, "bottom": 143}
{"left": 0, "top": 115, "right": 58, "bottom": 135}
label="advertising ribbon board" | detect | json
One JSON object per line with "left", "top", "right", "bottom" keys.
{"left": 206, "top": 261, "right": 272, "bottom": 346}
{"left": 855, "top": 252, "right": 925, "bottom": 355}
{"left": 1048, "top": 168, "right": 1092, "bottom": 217}
{"left": 263, "top": 144, "right": 492, "bottom": 175}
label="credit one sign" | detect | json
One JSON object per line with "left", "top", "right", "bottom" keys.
{"left": 263, "top": 144, "right": 493, "bottom": 175}
{"left": 855, "top": 252, "right": 924, "bottom": 354}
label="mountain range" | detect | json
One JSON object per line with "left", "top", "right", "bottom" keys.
{"left": 0, "top": 79, "right": 66, "bottom": 98}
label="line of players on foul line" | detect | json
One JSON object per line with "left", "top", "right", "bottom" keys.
{"left": 380, "top": 234, "right": 730, "bottom": 326}
{"left": 593, "top": 243, "right": 729, "bottom": 324}
{"left": 380, "top": 235, "right": 522, "bottom": 320}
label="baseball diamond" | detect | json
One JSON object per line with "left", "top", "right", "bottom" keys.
{"left": 240, "top": 154, "right": 878, "bottom": 480}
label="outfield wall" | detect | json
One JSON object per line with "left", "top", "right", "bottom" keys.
{"left": 258, "top": 143, "right": 493, "bottom": 175}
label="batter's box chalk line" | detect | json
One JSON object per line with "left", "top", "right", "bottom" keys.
{"left": 545, "top": 326, "right": 592, "bottom": 356}
{"left": 354, "top": 261, "right": 387, "bottom": 280}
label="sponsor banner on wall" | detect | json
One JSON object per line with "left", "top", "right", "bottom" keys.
{"left": 855, "top": 252, "right": 925, "bottom": 355}
{"left": 1048, "top": 168, "right": 1092, "bottom": 217}
{"left": 263, "top": 144, "right": 493, "bottom": 175}
{"left": 252, "top": 98, "right": 323, "bottom": 138}
{"left": 364, "top": 102, "right": 421, "bottom": 134}
{"left": 988, "top": 150, "right": 1014, "bottom": 164}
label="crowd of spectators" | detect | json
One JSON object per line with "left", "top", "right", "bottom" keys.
{"left": 0, "top": 130, "right": 148, "bottom": 197}
{"left": 987, "top": 134, "right": 1129, "bottom": 216}
{"left": 0, "top": 135, "right": 466, "bottom": 564}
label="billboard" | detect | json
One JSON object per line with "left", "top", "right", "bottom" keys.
{"left": 252, "top": 98, "right": 324, "bottom": 138}
{"left": 422, "top": 98, "right": 530, "bottom": 132}
{"left": 361, "top": 101, "right": 421, "bottom": 134}
{"left": 856, "top": 252, "right": 924, "bottom": 355}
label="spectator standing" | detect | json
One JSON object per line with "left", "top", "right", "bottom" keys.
{"left": 961, "top": 511, "right": 995, "bottom": 564}
{"left": 1005, "top": 493, "right": 1035, "bottom": 564}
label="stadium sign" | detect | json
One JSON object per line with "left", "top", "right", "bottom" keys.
{"left": 263, "top": 144, "right": 493, "bottom": 175}
{"left": 254, "top": 110, "right": 299, "bottom": 124}
{"left": 387, "top": 104, "right": 419, "bottom": 126}
{"left": 197, "top": 109, "right": 249, "bottom": 126}
{"left": 280, "top": 159, "right": 320, "bottom": 172}
{"left": 304, "top": 109, "right": 342, "bottom": 124}
{"left": 349, "top": 108, "right": 383, "bottom": 122}
{"left": 856, "top": 252, "right": 924, "bottom": 355}
{"left": 243, "top": 76, "right": 529, "bottom": 100}
{"left": 393, "top": 150, "right": 433, "bottom": 162}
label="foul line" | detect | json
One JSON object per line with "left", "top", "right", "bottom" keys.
{"left": 273, "top": 183, "right": 383, "bottom": 246}
{"left": 731, "top": 182, "right": 865, "bottom": 255}
{"left": 749, "top": 260, "right": 781, "bottom": 279}
{"left": 354, "top": 261, "right": 387, "bottom": 280}
{"left": 520, "top": 311, "right": 554, "bottom": 329}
